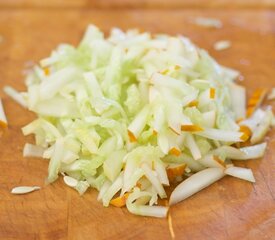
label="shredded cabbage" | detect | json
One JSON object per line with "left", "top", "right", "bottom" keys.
{"left": 4, "top": 25, "right": 274, "bottom": 217}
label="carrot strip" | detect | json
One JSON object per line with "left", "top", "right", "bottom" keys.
{"left": 240, "top": 133, "right": 249, "bottom": 142}
{"left": 0, "top": 120, "right": 7, "bottom": 129}
{"left": 181, "top": 125, "right": 203, "bottom": 132}
{"left": 43, "top": 67, "right": 50, "bottom": 76}
{"left": 246, "top": 88, "right": 267, "bottom": 117}
{"left": 239, "top": 125, "right": 252, "bottom": 138}
{"left": 210, "top": 88, "right": 216, "bottom": 99}
{"left": 167, "top": 164, "right": 186, "bottom": 182}
{"left": 128, "top": 130, "right": 137, "bottom": 143}
{"left": 169, "top": 147, "right": 181, "bottom": 157}
{"left": 110, "top": 193, "right": 130, "bottom": 207}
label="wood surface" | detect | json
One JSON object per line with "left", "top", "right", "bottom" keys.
{"left": 0, "top": 0, "right": 275, "bottom": 9}
{"left": 0, "top": 4, "right": 275, "bottom": 240}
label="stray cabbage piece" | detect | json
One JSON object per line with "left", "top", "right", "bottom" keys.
{"left": 23, "top": 143, "right": 45, "bottom": 158}
{"left": 11, "top": 186, "right": 40, "bottom": 194}
{"left": 3, "top": 24, "right": 274, "bottom": 218}
{"left": 214, "top": 40, "right": 231, "bottom": 51}
{"left": 3, "top": 86, "right": 27, "bottom": 108}
{"left": 224, "top": 166, "right": 255, "bottom": 182}
{"left": 193, "top": 17, "right": 222, "bottom": 28}
{"left": 0, "top": 99, "right": 8, "bottom": 128}
{"left": 267, "top": 88, "right": 275, "bottom": 100}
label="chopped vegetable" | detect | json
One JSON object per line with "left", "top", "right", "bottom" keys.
{"left": 169, "top": 168, "right": 225, "bottom": 205}
{"left": 4, "top": 25, "right": 274, "bottom": 218}
{"left": 110, "top": 193, "right": 130, "bottom": 207}
{"left": 224, "top": 166, "right": 255, "bottom": 182}
{"left": 11, "top": 186, "right": 40, "bottom": 194}
{"left": 3, "top": 86, "right": 27, "bottom": 108}
{"left": 267, "top": 88, "right": 275, "bottom": 100}
{"left": 167, "top": 164, "right": 186, "bottom": 182}
{"left": 64, "top": 175, "right": 78, "bottom": 187}
{"left": 214, "top": 40, "right": 231, "bottom": 51}
{"left": 246, "top": 89, "right": 267, "bottom": 117}
{"left": 193, "top": 17, "right": 222, "bottom": 28}
{"left": 23, "top": 143, "right": 45, "bottom": 158}
{"left": 0, "top": 99, "right": 8, "bottom": 128}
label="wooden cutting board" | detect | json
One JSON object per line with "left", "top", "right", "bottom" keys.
{"left": 0, "top": 4, "right": 274, "bottom": 240}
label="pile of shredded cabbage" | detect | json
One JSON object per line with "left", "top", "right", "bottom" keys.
{"left": 6, "top": 25, "right": 275, "bottom": 217}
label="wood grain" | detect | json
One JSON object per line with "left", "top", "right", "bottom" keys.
{"left": 0, "top": 0, "right": 274, "bottom": 9}
{"left": 0, "top": 8, "right": 275, "bottom": 240}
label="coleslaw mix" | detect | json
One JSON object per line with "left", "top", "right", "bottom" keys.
{"left": 3, "top": 25, "right": 274, "bottom": 217}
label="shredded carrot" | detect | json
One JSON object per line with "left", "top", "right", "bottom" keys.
{"left": 236, "top": 118, "right": 244, "bottom": 124}
{"left": 213, "top": 155, "right": 226, "bottom": 167}
{"left": 248, "top": 98, "right": 259, "bottom": 106}
{"left": 187, "top": 100, "right": 198, "bottom": 107}
{"left": 0, "top": 120, "right": 7, "bottom": 129}
{"left": 239, "top": 125, "right": 252, "bottom": 138}
{"left": 246, "top": 107, "right": 254, "bottom": 118}
{"left": 128, "top": 130, "right": 137, "bottom": 143}
{"left": 110, "top": 193, "right": 130, "bottom": 208}
{"left": 169, "top": 147, "right": 181, "bottom": 157}
{"left": 167, "top": 164, "right": 186, "bottom": 182}
{"left": 240, "top": 133, "right": 249, "bottom": 142}
{"left": 210, "top": 88, "right": 216, "bottom": 99}
{"left": 43, "top": 67, "right": 50, "bottom": 76}
{"left": 181, "top": 125, "right": 203, "bottom": 132}
{"left": 246, "top": 88, "right": 267, "bottom": 117}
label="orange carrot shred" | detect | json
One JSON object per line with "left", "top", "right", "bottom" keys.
{"left": 110, "top": 193, "right": 130, "bottom": 208}
{"left": 43, "top": 67, "right": 50, "bottom": 76}
{"left": 169, "top": 147, "right": 181, "bottom": 157}
{"left": 167, "top": 164, "right": 186, "bottom": 182}
{"left": 246, "top": 88, "right": 267, "bottom": 117}
{"left": 210, "top": 88, "right": 216, "bottom": 99}
{"left": 0, "top": 120, "right": 7, "bottom": 129}
{"left": 246, "top": 107, "right": 255, "bottom": 118}
{"left": 240, "top": 133, "right": 249, "bottom": 142}
{"left": 181, "top": 125, "right": 203, "bottom": 132}
{"left": 239, "top": 125, "right": 252, "bottom": 138}
{"left": 128, "top": 130, "right": 137, "bottom": 143}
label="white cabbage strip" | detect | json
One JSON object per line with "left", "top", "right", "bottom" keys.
{"left": 11, "top": 186, "right": 40, "bottom": 194}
